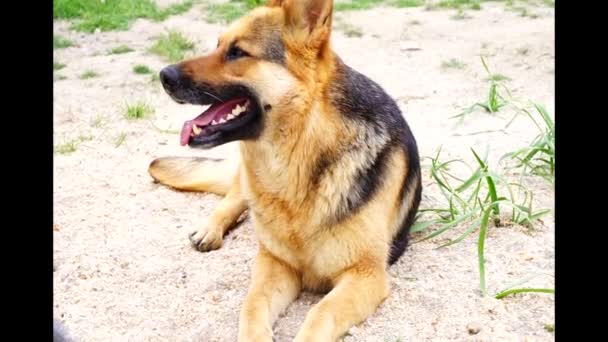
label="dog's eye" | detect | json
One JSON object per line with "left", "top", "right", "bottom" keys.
{"left": 226, "top": 46, "right": 249, "bottom": 61}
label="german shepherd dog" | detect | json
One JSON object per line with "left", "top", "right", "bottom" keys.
{"left": 148, "top": 0, "right": 421, "bottom": 340}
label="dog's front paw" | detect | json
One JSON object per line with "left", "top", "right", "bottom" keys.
{"left": 238, "top": 325, "right": 273, "bottom": 342}
{"left": 188, "top": 226, "right": 223, "bottom": 252}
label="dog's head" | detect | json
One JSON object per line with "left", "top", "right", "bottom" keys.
{"left": 159, "top": 0, "right": 335, "bottom": 148}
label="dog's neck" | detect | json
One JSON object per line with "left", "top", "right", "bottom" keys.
{"left": 239, "top": 52, "right": 356, "bottom": 207}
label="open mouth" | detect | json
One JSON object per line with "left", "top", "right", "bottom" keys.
{"left": 179, "top": 95, "right": 260, "bottom": 147}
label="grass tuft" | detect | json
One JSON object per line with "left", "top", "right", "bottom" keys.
{"left": 133, "top": 65, "right": 153, "bottom": 74}
{"left": 54, "top": 0, "right": 194, "bottom": 32}
{"left": 149, "top": 30, "right": 195, "bottom": 62}
{"left": 412, "top": 146, "right": 551, "bottom": 294}
{"left": 109, "top": 45, "right": 134, "bottom": 54}
{"left": 54, "top": 62, "right": 66, "bottom": 71}
{"left": 79, "top": 70, "right": 99, "bottom": 79}
{"left": 54, "top": 35, "right": 74, "bottom": 49}
{"left": 124, "top": 102, "right": 154, "bottom": 120}
{"left": 204, "top": 0, "right": 263, "bottom": 23}
{"left": 441, "top": 58, "right": 466, "bottom": 70}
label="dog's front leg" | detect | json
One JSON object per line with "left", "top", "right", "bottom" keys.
{"left": 293, "top": 262, "right": 389, "bottom": 342}
{"left": 239, "top": 248, "right": 301, "bottom": 342}
{"left": 189, "top": 168, "right": 248, "bottom": 252}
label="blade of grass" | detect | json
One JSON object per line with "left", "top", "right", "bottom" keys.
{"left": 437, "top": 217, "right": 482, "bottom": 248}
{"left": 416, "top": 211, "right": 478, "bottom": 243}
{"left": 495, "top": 288, "right": 554, "bottom": 299}
{"left": 472, "top": 148, "right": 500, "bottom": 216}
{"left": 478, "top": 205, "right": 492, "bottom": 295}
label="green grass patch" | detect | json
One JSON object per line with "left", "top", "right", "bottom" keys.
{"left": 149, "top": 30, "right": 195, "bottom": 63}
{"left": 124, "top": 102, "right": 154, "bottom": 120}
{"left": 90, "top": 115, "right": 108, "bottom": 128}
{"left": 204, "top": 0, "right": 264, "bottom": 23}
{"left": 109, "top": 45, "right": 134, "bottom": 54}
{"left": 54, "top": 140, "right": 78, "bottom": 154}
{"left": 438, "top": 0, "right": 481, "bottom": 10}
{"left": 79, "top": 70, "right": 99, "bottom": 79}
{"left": 412, "top": 146, "right": 551, "bottom": 295}
{"left": 335, "top": 0, "right": 386, "bottom": 11}
{"left": 54, "top": 0, "right": 194, "bottom": 32}
{"left": 452, "top": 56, "right": 509, "bottom": 122}
{"left": 441, "top": 58, "right": 466, "bottom": 70}
{"left": 486, "top": 73, "right": 511, "bottom": 82}
{"left": 54, "top": 35, "right": 74, "bottom": 49}
{"left": 133, "top": 65, "right": 153, "bottom": 74}
{"left": 54, "top": 135, "right": 94, "bottom": 154}
{"left": 393, "top": 0, "right": 425, "bottom": 8}
{"left": 54, "top": 62, "right": 66, "bottom": 71}
{"left": 544, "top": 324, "right": 555, "bottom": 333}
{"left": 501, "top": 102, "right": 555, "bottom": 183}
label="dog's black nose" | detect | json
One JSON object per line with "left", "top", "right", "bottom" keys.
{"left": 159, "top": 65, "right": 181, "bottom": 89}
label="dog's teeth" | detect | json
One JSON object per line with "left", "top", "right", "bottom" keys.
{"left": 227, "top": 114, "right": 235, "bottom": 120}
{"left": 211, "top": 120, "right": 218, "bottom": 125}
{"left": 192, "top": 125, "right": 202, "bottom": 135}
{"left": 219, "top": 118, "right": 226, "bottom": 124}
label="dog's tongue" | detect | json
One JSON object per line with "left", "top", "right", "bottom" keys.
{"left": 179, "top": 98, "right": 248, "bottom": 146}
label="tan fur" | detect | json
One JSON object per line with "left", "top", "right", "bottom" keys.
{"left": 149, "top": 0, "right": 417, "bottom": 340}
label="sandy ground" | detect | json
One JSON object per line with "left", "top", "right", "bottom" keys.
{"left": 53, "top": 2, "right": 555, "bottom": 341}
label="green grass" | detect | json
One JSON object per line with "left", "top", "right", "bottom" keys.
{"left": 544, "top": 324, "right": 555, "bottom": 333}
{"left": 441, "top": 58, "right": 466, "bottom": 70}
{"left": 124, "top": 102, "right": 154, "bottom": 120}
{"left": 133, "top": 65, "right": 153, "bottom": 74}
{"left": 334, "top": 19, "right": 364, "bottom": 38}
{"left": 54, "top": 35, "right": 73, "bottom": 49}
{"left": 79, "top": 70, "right": 99, "bottom": 79}
{"left": 54, "top": 0, "right": 194, "bottom": 32}
{"left": 90, "top": 115, "right": 107, "bottom": 128}
{"left": 502, "top": 103, "right": 555, "bottom": 183}
{"left": 204, "top": 0, "right": 264, "bottom": 23}
{"left": 450, "top": 9, "right": 472, "bottom": 20}
{"left": 114, "top": 132, "right": 127, "bottom": 147}
{"left": 495, "top": 287, "right": 555, "bottom": 299}
{"left": 393, "top": 0, "right": 425, "bottom": 8}
{"left": 54, "top": 140, "right": 78, "bottom": 154}
{"left": 54, "top": 62, "right": 66, "bottom": 71}
{"left": 486, "top": 73, "right": 511, "bottom": 82}
{"left": 109, "top": 45, "right": 134, "bottom": 54}
{"left": 452, "top": 56, "right": 509, "bottom": 122}
{"left": 149, "top": 30, "right": 195, "bottom": 63}
{"left": 438, "top": 0, "right": 481, "bottom": 10}
{"left": 411, "top": 147, "right": 551, "bottom": 295}
{"left": 54, "top": 135, "right": 94, "bottom": 154}
{"left": 335, "top": 0, "right": 386, "bottom": 11}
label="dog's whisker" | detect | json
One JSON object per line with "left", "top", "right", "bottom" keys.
{"left": 203, "top": 91, "right": 224, "bottom": 103}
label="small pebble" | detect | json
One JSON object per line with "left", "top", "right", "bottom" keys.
{"left": 467, "top": 321, "right": 482, "bottom": 335}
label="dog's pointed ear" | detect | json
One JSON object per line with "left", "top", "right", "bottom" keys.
{"left": 278, "top": 0, "right": 334, "bottom": 45}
